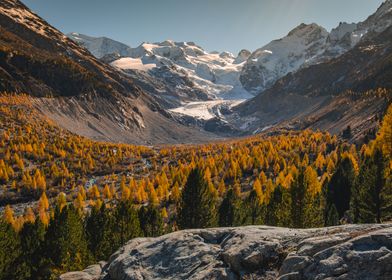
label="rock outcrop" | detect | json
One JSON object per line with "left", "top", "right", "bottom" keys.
{"left": 61, "top": 224, "right": 392, "bottom": 280}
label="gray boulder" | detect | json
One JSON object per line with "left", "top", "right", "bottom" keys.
{"left": 59, "top": 262, "right": 106, "bottom": 280}
{"left": 61, "top": 224, "right": 392, "bottom": 279}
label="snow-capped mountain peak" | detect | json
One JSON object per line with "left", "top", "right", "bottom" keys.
{"left": 240, "top": 23, "right": 329, "bottom": 93}
{"left": 240, "top": 1, "right": 392, "bottom": 94}
{"left": 372, "top": 0, "right": 392, "bottom": 19}
{"left": 234, "top": 49, "right": 251, "bottom": 64}
{"left": 328, "top": 22, "right": 358, "bottom": 43}
{"left": 87, "top": 38, "right": 253, "bottom": 100}
{"left": 287, "top": 23, "right": 327, "bottom": 38}
{"left": 67, "top": 33, "right": 132, "bottom": 58}
{"left": 68, "top": 32, "right": 255, "bottom": 106}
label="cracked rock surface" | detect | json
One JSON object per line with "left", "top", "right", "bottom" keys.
{"left": 61, "top": 224, "right": 392, "bottom": 280}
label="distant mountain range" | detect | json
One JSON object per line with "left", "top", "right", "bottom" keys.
{"left": 0, "top": 0, "right": 391, "bottom": 144}
{"left": 68, "top": 0, "right": 392, "bottom": 101}
{"left": 68, "top": 33, "right": 253, "bottom": 105}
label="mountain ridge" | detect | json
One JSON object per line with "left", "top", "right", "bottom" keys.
{"left": 0, "top": 0, "right": 217, "bottom": 144}
{"left": 240, "top": 0, "right": 392, "bottom": 94}
{"left": 231, "top": 21, "right": 392, "bottom": 141}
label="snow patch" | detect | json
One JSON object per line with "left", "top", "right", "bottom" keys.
{"left": 111, "top": 57, "right": 156, "bottom": 71}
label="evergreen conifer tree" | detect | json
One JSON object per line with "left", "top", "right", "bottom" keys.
{"left": 177, "top": 168, "right": 217, "bottom": 229}
{"left": 304, "top": 192, "right": 324, "bottom": 228}
{"left": 218, "top": 188, "right": 243, "bottom": 227}
{"left": 244, "top": 189, "right": 265, "bottom": 225}
{"left": 138, "top": 205, "right": 164, "bottom": 237}
{"left": 290, "top": 169, "right": 307, "bottom": 228}
{"left": 325, "top": 204, "right": 340, "bottom": 226}
{"left": 0, "top": 220, "right": 20, "bottom": 280}
{"left": 86, "top": 204, "right": 116, "bottom": 260}
{"left": 114, "top": 201, "right": 141, "bottom": 247}
{"left": 266, "top": 185, "right": 291, "bottom": 227}
{"left": 43, "top": 205, "right": 92, "bottom": 276}
{"left": 17, "top": 221, "right": 46, "bottom": 279}
{"left": 357, "top": 149, "right": 392, "bottom": 223}
{"left": 326, "top": 157, "right": 355, "bottom": 218}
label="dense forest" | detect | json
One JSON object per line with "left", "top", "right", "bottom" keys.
{"left": 0, "top": 95, "right": 391, "bottom": 279}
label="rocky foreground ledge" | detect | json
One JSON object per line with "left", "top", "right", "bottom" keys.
{"left": 60, "top": 224, "right": 392, "bottom": 280}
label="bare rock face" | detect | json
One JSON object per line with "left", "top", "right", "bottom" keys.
{"left": 62, "top": 224, "right": 392, "bottom": 280}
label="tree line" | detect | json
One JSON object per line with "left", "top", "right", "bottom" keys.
{"left": 0, "top": 200, "right": 165, "bottom": 279}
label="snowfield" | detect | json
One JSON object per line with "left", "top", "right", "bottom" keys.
{"left": 111, "top": 57, "right": 156, "bottom": 71}
{"left": 169, "top": 99, "right": 245, "bottom": 120}
{"left": 107, "top": 40, "right": 253, "bottom": 100}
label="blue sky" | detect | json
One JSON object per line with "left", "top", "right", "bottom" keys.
{"left": 21, "top": 0, "right": 384, "bottom": 54}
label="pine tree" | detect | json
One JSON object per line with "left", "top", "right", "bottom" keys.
{"left": 218, "top": 188, "right": 243, "bottom": 227}
{"left": 326, "top": 157, "right": 355, "bottom": 218}
{"left": 114, "top": 201, "right": 141, "bottom": 247}
{"left": 171, "top": 182, "right": 181, "bottom": 203}
{"left": 42, "top": 205, "right": 92, "bottom": 277}
{"left": 357, "top": 149, "right": 392, "bottom": 223}
{"left": 375, "top": 104, "right": 392, "bottom": 157}
{"left": 0, "top": 219, "right": 20, "bottom": 280}
{"left": 302, "top": 167, "right": 323, "bottom": 228}
{"left": 290, "top": 168, "right": 307, "bottom": 228}
{"left": 103, "top": 184, "right": 113, "bottom": 200}
{"left": 243, "top": 189, "right": 265, "bottom": 225}
{"left": 138, "top": 205, "right": 164, "bottom": 237}
{"left": 342, "top": 125, "right": 352, "bottom": 140}
{"left": 177, "top": 168, "right": 217, "bottom": 229}
{"left": 56, "top": 192, "right": 67, "bottom": 212}
{"left": 266, "top": 185, "right": 291, "bottom": 227}
{"left": 252, "top": 178, "right": 264, "bottom": 203}
{"left": 304, "top": 192, "right": 324, "bottom": 228}
{"left": 3, "top": 205, "right": 15, "bottom": 227}
{"left": 24, "top": 207, "right": 36, "bottom": 224}
{"left": 38, "top": 192, "right": 50, "bottom": 226}
{"left": 325, "top": 204, "right": 340, "bottom": 226}
{"left": 17, "top": 221, "right": 46, "bottom": 279}
{"left": 86, "top": 204, "right": 116, "bottom": 260}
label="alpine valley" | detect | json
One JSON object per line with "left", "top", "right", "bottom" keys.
{"left": 0, "top": 0, "right": 391, "bottom": 280}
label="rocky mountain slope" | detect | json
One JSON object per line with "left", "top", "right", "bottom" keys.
{"left": 67, "top": 32, "right": 133, "bottom": 59}
{"left": 240, "top": 0, "right": 392, "bottom": 94}
{"left": 231, "top": 2, "right": 392, "bottom": 141}
{"left": 240, "top": 23, "right": 329, "bottom": 94}
{"left": 61, "top": 224, "right": 392, "bottom": 280}
{"left": 0, "top": 0, "right": 216, "bottom": 144}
